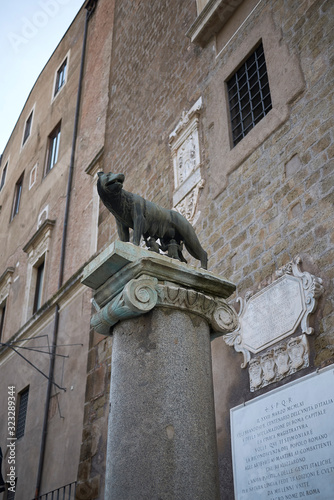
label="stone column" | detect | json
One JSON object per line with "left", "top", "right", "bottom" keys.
{"left": 82, "top": 241, "right": 237, "bottom": 500}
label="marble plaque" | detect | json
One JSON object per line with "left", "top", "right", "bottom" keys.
{"left": 242, "top": 275, "right": 304, "bottom": 353}
{"left": 224, "top": 258, "right": 324, "bottom": 368}
{"left": 231, "top": 366, "right": 334, "bottom": 500}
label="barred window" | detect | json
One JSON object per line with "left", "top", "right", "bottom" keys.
{"left": 227, "top": 43, "right": 272, "bottom": 147}
{"left": 16, "top": 387, "right": 29, "bottom": 439}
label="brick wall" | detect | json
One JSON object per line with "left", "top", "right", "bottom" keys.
{"left": 77, "top": 0, "right": 334, "bottom": 497}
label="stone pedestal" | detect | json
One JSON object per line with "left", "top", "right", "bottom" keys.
{"left": 82, "top": 241, "right": 237, "bottom": 500}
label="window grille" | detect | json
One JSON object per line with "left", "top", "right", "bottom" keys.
{"left": 227, "top": 42, "right": 272, "bottom": 147}
{"left": 16, "top": 388, "right": 29, "bottom": 439}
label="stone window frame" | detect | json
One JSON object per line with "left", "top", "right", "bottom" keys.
{"left": 22, "top": 220, "right": 55, "bottom": 321}
{"left": 44, "top": 121, "right": 61, "bottom": 176}
{"left": 52, "top": 51, "right": 70, "bottom": 102}
{"left": 206, "top": 11, "right": 305, "bottom": 198}
{"left": 0, "top": 158, "right": 8, "bottom": 192}
{"left": 0, "top": 267, "right": 14, "bottom": 341}
{"left": 21, "top": 104, "right": 35, "bottom": 149}
{"left": 10, "top": 172, "right": 24, "bottom": 221}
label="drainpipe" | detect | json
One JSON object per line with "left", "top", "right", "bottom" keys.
{"left": 34, "top": 2, "right": 97, "bottom": 498}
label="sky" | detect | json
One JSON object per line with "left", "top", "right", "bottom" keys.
{"left": 0, "top": 0, "right": 85, "bottom": 154}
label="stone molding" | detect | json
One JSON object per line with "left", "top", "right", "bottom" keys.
{"left": 22, "top": 219, "right": 55, "bottom": 322}
{"left": 186, "top": 0, "right": 244, "bottom": 46}
{"left": 249, "top": 334, "right": 309, "bottom": 392}
{"left": 82, "top": 240, "right": 235, "bottom": 299}
{"left": 224, "top": 257, "right": 324, "bottom": 369}
{"left": 23, "top": 219, "right": 55, "bottom": 260}
{"left": 91, "top": 275, "right": 238, "bottom": 336}
{"left": 0, "top": 267, "right": 14, "bottom": 305}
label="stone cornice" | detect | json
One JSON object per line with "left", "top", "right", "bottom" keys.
{"left": 0, "top": 267, "right": 14, "bottom": 286}
{"left": 22, "top": 219, "right": 56, "bottom": 254}
{"left": 186, "top": 0, "right": 244, "bottom": 47}
{"left": 84, "top": 242, "right": 238, "bottom": 338}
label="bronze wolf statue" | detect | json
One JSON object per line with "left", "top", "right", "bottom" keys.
{"left": 97, "top": 172, "right": 208, "bottom": 269}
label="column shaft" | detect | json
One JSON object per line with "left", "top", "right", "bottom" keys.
{"left": 105, "top": 307, "right": 220, "bottom": 500}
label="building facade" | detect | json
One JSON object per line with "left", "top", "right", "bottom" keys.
{"left": 0, "top": 0, "right": 113, "bottom": 498}
{"left": 0, "top": 0, "right": 333, "bottom": 499}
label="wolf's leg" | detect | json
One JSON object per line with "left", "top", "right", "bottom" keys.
{"left": 133, "top": 205, "right": 145, "bottom": 245}
{"left": 116, "top": 220, "right": 130, "bottom": 242}
{"left": 201, "top": 251, "right": 208, "bottom": 270}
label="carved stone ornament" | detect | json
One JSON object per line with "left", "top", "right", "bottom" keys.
{"left": 91, "top": 276, "right": 158, "bottom": 334}
{"left": 224, "top": 257, "right": 324, "bottom": 368}
{"left": 169, "top": 97, "right": 205, "bottom": 225}
{"left": 91, "top": 275, "right": 238, "bottom": 336}
{"left": 249, "top": 334, "right": 309, "bottom": 392}
{"left": 174, "top": 179, "right": 205, "bottom": 225}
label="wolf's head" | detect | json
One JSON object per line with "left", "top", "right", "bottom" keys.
{"left": 97, "top": 172, "right": 125, "bottom": 195}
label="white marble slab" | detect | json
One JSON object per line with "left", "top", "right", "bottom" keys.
{"left": 231, "top": 366, "right": 334, "bottom": 500}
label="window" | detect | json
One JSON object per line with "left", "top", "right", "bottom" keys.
{"left": 33, "top": 260, "right": 45, "bottom": 314}
{"left": 10, "top": 174, "right": 24, "bottom": 221}
{"left": 54, "top": 58, "right": 67, "bottom": 96}
{"left": 227, "top": 42, "right": 272, "bottom": 147}
{"left": 22, "top": 111, "right": 33, "bottom": 145}
{"left": 45, "top": 122, "right": 61, "bottom": 174}
{"left": 16, "top": 387, "right": 29, "bottom": 439}
{"left": 0, "top": 300, "right": 6, "bottom": 341}
{"left": 0, "top": 162, "right": 7, "bottom": 191}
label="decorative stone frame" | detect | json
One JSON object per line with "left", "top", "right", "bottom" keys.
{"left": 169, "top": 98, "right": 205, "bottom": 225}
{"left": 224, "top": 257, "right": 324, "bottom": 391}
{"left": 22, "top": 220, "right": 55, "bottom": 321}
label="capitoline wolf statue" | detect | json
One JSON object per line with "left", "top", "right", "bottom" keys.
{"left": 97, "top": 172, "right": 208, "bottom": 269}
